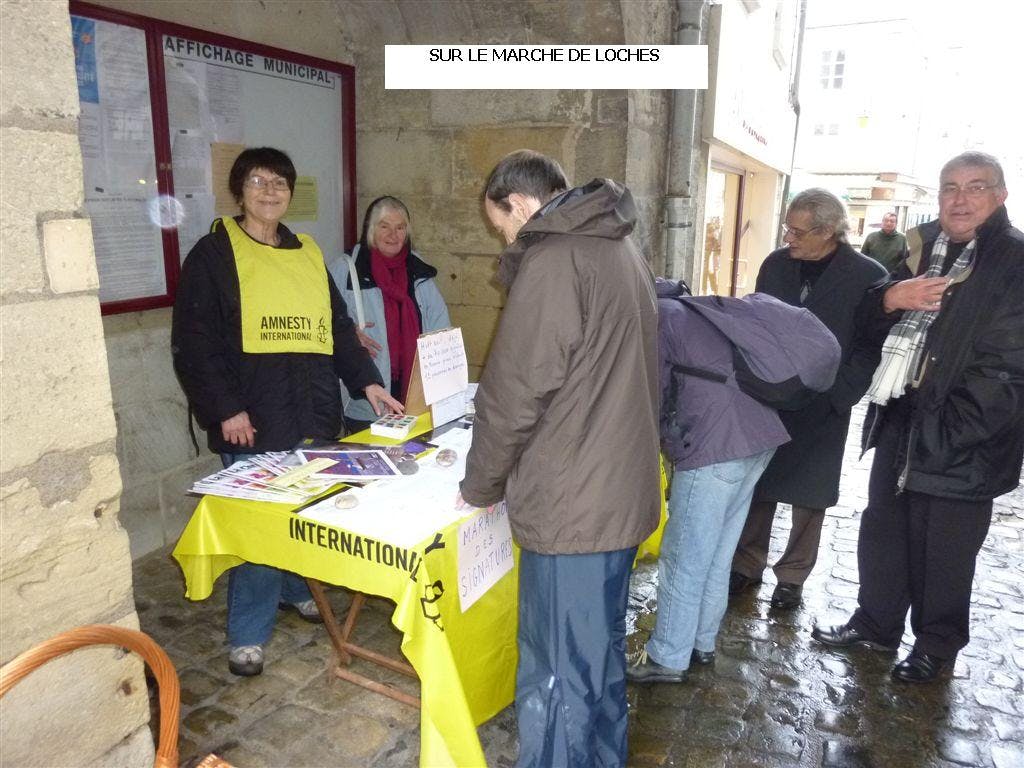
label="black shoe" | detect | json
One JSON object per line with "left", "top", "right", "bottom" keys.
{"left": 811, "top": 622, "right": 899, "bottom": 652}
{"left": 626, "top": 650, "right": 688, "bottom": 684}
{"left": 770, "top": 582, "right": 803, "bottom": 610}
{"left": 690, "top": 649, "right": 715, "bottom": 666}
{"left": 892, "top": 649, "right": 952, "bottom": 683}
{"left": 728, "top": 571, "right": 762, "bottom": 596}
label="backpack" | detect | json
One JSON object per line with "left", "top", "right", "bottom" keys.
{"left": 662, "top": 285, "right": 841, "bottom": 412}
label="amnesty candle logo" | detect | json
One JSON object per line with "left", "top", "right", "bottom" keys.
{"left": 316, "top": 317, "right": 328, "bottom": 345}
{"left": 259, "top": 314, "right": 313, "bottom": 342}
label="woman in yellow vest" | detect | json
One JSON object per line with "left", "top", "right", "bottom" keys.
{"left": 172, "top": 147, "right": 401, "bottom": 677}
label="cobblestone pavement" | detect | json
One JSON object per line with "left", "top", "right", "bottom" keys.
{"left": 135, "top": 404, "right": 1022, "bottom": 767}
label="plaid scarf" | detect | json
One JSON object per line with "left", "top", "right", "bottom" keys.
{"left": 866, "top": 231, "right": 976, "bottom": 405}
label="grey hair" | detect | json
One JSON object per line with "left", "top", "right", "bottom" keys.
{"left": 788, "top": 187, "right": 850, "bottom": 243}
{"left": 940, "top": 151, "right": 1005, "bottom": 188}
{"left": 366, "top": 196, "right": 411, "bottom": 249}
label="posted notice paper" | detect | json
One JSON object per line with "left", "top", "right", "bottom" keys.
{"left": 458, "top": 502, "right": 514, "bottom": 612}
{"left": 417, "top": 328, "right": 469, "bottom": 405}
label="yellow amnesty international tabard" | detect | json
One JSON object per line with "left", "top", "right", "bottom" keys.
{"left": 222, "top": 217, "right": 333, "bottom": 355}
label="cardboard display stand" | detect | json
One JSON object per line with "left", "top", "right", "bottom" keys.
{"left": 403, "top": 326, "right": 468, "bottom": 422}
{"left": 404, "top": 352, "right": 429, "bottom": 417}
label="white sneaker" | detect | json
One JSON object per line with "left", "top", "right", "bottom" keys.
{"left": 280, "top": 598, "right": 323, "bottom": 623}
{"left": 228, "top": 644, "right": 263, "bottom": 676}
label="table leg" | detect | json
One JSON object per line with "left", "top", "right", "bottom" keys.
{"left": 306, "top": 578, "right": 351, "bottom": 665}
{"left": 304, "top": 578, "right": 420, "bottom": 707}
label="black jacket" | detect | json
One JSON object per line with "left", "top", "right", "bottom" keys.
{"left": 754, "top": 242, "right": 889, "bottom": 508}
{"left": 862, "top": 206, "right": 1024, "bottom": 501}
{"left": 171, "top": 219, "right": 383, "bottom": 454}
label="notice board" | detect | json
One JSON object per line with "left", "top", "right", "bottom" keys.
{"left": 69, "top": 2, "right": 355, "bottom": 315}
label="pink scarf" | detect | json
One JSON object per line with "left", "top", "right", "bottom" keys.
{"left": 369, "top": 245, "right": 420, "bottom": 400}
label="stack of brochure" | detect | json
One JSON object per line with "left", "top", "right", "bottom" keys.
{"left": 190, "top": 453, "right": 339, "bottom": 504}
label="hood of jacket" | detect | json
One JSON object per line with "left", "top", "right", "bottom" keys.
{"left": 497, "top": 179, "right": 637, "bottom": 287}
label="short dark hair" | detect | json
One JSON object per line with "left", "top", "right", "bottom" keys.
{"left": 228, "top": 147, "right": 297, "bottom": 202}
{"left": 483, "top": 149, "right": 569, "bottom": 212}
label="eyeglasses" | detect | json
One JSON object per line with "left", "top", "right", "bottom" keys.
{"left": 939, "top": 183, "right": 1000, "bottom": 198}
{"left": 783, "top": 224, "right": 821, "bottom": 239}
{"left": 244, "top": 175, "right": 290, "bottom": 192}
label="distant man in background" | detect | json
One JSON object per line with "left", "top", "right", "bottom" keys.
{"left": 460, "top": 150, "right": 661, "bottom": 766}
{"left": 862, "top": 212, "right": 908, "bottom": 273}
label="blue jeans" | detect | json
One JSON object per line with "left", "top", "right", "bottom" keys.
{"left": 646, "top": 449, "right": 775, "bottom": 670}
{"left": 220, "top": 453, "right": 312, "bottom": 647}
{"left": 516, "top": 546, "right": 636, "bottom": 768}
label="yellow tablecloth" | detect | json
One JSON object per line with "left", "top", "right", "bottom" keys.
{"left": 172, "top": 416, "right": 518, "bottom": 767}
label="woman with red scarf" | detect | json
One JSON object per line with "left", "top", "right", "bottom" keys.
{"left": 328, "top": 196, "right": 451, "bottom": 432}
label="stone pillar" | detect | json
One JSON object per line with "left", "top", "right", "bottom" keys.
{"left": 0, "top": 2, "right": 153, "bottom": 765}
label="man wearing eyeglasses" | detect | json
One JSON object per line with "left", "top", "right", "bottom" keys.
{"left": 729, "top": 188, "right": 888, "bottom": 611}
{"left": 813, "top": 151, "right": 1024, "bottom": 683}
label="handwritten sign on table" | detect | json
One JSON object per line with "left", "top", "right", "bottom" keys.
{"left": 458, "top": 502, "right": 514, "bottom": 612}
{"left": 417, "top": 328, "right": 468, "bottom": 405}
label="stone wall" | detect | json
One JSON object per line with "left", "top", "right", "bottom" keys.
{"left": 0, "top": 2, "right": 151, "bottom": 765}
{"left": 76, "top": 0, "right": 676, "bottom": 558}
{"left": 341, "top": 0, "right": 674, "bottom": 376}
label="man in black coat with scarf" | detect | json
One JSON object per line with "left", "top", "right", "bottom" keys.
{"left": 813, "top": 151, "right": 1024, "bottom": 682}
{"left": 729, "top": 188, "right": 888, "bottom": 610}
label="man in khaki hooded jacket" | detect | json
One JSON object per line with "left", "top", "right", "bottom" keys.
{"left": 460, "top": 150, "right": 660, "bottom": 767}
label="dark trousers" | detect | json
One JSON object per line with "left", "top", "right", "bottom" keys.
{"left": 515, "top": 547, "right": 636, "bottom": 768}
{"left": 849, "top": 414, "right": 992, "bottom": 659}
{"left": 731, "top": 500, "right": 826, "bottom": 584}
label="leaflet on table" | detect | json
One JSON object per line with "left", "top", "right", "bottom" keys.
{"left": 247, "top": 451, "right": 303, "bottom": 475}
{"left": 429, "top": 422, "right": 474, "bottom": 454}
{"left": 190, "top": 458, "right": 336, "bottom": 503}
{"left": 298, "top": 430, "right": 476, "bottom": 548}
{"left": 430, "top": 389, "right": 467, "bottom": 427}
{"left": 295, "top": 450, "right": 401, "bottom": 481}
{"left": 191, "top": 465, "right": 306, "bottom": 504}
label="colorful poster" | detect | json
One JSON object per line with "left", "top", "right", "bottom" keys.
{"left": 72, "top": 17, "right": 99, "bottom": 103}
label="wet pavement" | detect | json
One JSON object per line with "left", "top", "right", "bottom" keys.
{"left": 134, "top": 403, "right": 1023, "bottom": 767}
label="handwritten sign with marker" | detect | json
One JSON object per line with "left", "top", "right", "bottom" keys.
{"left": 458, "top": 502, "right": 514, "bottom": 612}
{"left": 417, "top": 328, "right": 468, "bottom": 405}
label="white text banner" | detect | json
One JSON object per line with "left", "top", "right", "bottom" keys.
{"left": 385, "top": 45, "right": 708, "bottom": 90}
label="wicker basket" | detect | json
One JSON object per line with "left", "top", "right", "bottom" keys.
{"left": 0, "top": 624, "right": 191, "bottom": 768}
